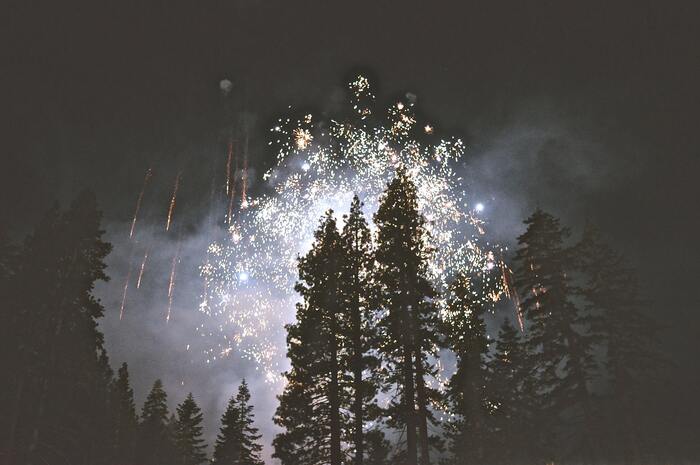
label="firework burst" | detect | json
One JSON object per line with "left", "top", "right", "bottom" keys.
{"left": 198, "top": 76, "right": 510, "bottom": 383}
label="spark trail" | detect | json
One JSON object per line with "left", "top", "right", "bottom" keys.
{"left": 129, "top": 168, "right": 153, "bottom": 239}
{"left": 166, "top": 172, "right": 181, "bottom": 232}
{"left": 136, "top": 248, "right": 149, "bottom": 289}
{"left": 166, "top": 238, "right": 182, "bottom": 323}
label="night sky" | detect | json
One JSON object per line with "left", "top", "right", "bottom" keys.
{"left": 3, "top": 0, "right": 699, "bottom": 458}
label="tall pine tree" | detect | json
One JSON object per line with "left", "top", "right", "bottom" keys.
{"left": 339, "top": 195, "right": 381, "bottom": 465}
{"left": 110, "top": 362, "right": 138, "bottom": 465}
{"left": 137, "top": 379, "right": 175, "bottom": 465}
{"left": 486, "top": 318, "right": 539, "bottom": 464}
{"left": 514, "top": 209, "right": 597, "bottom": 461}
{"left": 574, "top": 224, "right": 663, "bottom": 463}
{"left": 2, "top": 191, "right": 113, "bottom": 465}
{"left": 174, "top": 393, "right": 208, "bottom": 465}
{"left": 374, "top": 168, "right": 440, "bottom": 465}
{"left": 442, "top": 274, "right": 491, "bottom": 464}
{"left": 274, "top": 211, "right": 347, "bottom": 465}
{"left": 213, "top": 380, "right": 264, "bottom": 465}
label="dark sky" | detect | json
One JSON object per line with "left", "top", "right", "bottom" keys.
{"left": 3, "top": 0, "right": 700, "bottom": 457}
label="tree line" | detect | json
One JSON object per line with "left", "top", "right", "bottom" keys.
{"left": 273, "top": 169, "right": 689, "bottom": 465}
{"left": 0, "top": 173, "right": 694, "bottom": 465}
{"left": 0, "top": 191, "right": 265, "bottom": 465}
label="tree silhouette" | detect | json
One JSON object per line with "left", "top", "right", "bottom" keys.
{"left": 214, "top": 380, "right": 264, "bottom": 465}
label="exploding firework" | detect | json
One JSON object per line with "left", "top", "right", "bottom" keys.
{"left": 198, "top": 75, "right": 509, "bottom": 382}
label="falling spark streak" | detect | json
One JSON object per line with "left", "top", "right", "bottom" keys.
{"left": 165, "top": 172, "right": 181, "bottom": 231}
{"left": 501, "top": 260, "right": 525, "bottom": 332}
{"left": 136, "top": 248, "right": 149, "bottom": 289}
{"left": 166, "top": 239, "right": 182, "bottom": 323}
{"left": 240, "top": 129, "right": 249, "bottom": 208}
{"left": 227, "top": 146, "right": 238, "bottom": 224}
{"left": 119, "top": 269, "right": 131, "bottom": 320}
{"left": 129, "top": 168, "right": 153, "bottom": 239}
{"left": 225, "top": 138, "right": 234, "bottom": 196}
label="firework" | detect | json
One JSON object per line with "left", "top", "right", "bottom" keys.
{"left": 166, "top": 239, "right": 182, "bottom": 323}
{"left": 136, "top": 248, "right": 149, "bottom": 289}
{"left": 225, "top": 138, "right": 234, "bottom": 196}
{"left": 166, "top": 172, "right": 181, "bottom": 232}
{"left": 241, "top": 127, "right": 249, "bottom": 208}
{"left": 129, "top": 168, "right": 153, "bottom": 239}
{"left": 119, "top": 268, "right": 131, "bottom": 320}
{"left": 199, "top": 76, "right": 508, "bottom": 382}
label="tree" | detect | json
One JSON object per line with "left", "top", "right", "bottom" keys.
{"left": 486, "top": 318, "right": 539, "bottom": 465}
{"left": 1, "top": 191, "right": 113, "bottom": 465}
{"left": 137, "top": 379, "right": 174, "bottom": 465}
{"left": 339, "top": 195, "right": 381, "bottom": 465}
{"left": 273, "top": 212, "right": 347, "bottom": 465}
{"left": 174, "top": 393, "right": 208, "bottom": 465}
{"left": 214, "top": 380, "right": 264, "bottom": 465}
{"left": 442, "top": 274, "right": 491, "bottom": 464}
{"left": 574, "top": 224, "right": 664, "bottom": 463}
{"left": 374, "top": 168, "right": 440, "bottom": 465}
{"left": 110, "top": 362, "right": 138, "bottom": 465}
{"left": 513, "top": 209, "right": 597, "bottom": 461}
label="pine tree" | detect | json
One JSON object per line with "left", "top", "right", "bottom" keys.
{"left": 175, "top": 393, "right": 208, "bottom": 465}
{"left": 442, "top": 274, "right": 491, "bottom": 464}
{"left": 110, "top": 362, "right": 139, "bottom": 465}
{"left": 214, "top": 380, "right": 264, "bottom": 465}
{"left": 574, "top": 224, "right": 663, "bottom": 463}
{"left": 273, "top": 212, "right": 346, "bottom": 465}
{"left": 2, "top": 191, "right": 113, "bottom": 465}
{"left": 513, "top": 209, "right": 597, "bottom": 461}
{"left": 339, "top": 195, "right": 381, "bottom": 465}
{"left": 373, "top": 168, "right": 440, "bottom": 465}
{"left": 486, "top": 318, "right": 539, "bottom": 464}
{"left": 137, "top": 379, "right": 174, "bottom": 465}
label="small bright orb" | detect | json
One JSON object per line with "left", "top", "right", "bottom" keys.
{"left": 301, "top": 161, "right": 310, "bottom": 171}
{"left": 475, "top": 202, "right": 485, "bottom": 213}
{"left": 486, "top": 261, "right": 495, "bottom": 270}
{"left": 239, "top": 271, "right": 249, "bottom": 282}
{"left": 397, "top": 102, "right": 404, "bottom": 110}
{"left": 424, "top": 124, "right": 434, "bottom": 134}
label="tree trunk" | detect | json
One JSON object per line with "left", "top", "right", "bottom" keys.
{"left": 353, "top": 301, "right": 364, "bottom": 465}
{"left": 414, "top": 355, "right": 430, "bottom": 465}
{"left": 403, "top": 341, "right": 417, "bottom": 465}
{"left": 329, "top": 325, "right": 342, "bottom": 465}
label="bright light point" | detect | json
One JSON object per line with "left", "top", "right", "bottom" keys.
{"left": 239, "top": 272, "right": 249, "bottom": 282}
{"left": 486, "top": 261, "right": 495, "bottom": 270}
{"left": 424, "top": 124, "right": 433, "bottom": 134}
{"left": 396, "top": 102, "right": 404, "bottom": 110}
{"left": 475, "top": 202, "right": 484, "bottom": 212}
{"left": 301, "top": 162, "right": 310, "bottom": 171}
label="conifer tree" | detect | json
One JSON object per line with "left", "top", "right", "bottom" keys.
{"left": 137, "top": 379, "right": 174, "bottom": 465}
{"left": 513, "top": 209, "right": 597, "bottom": 460}
{"left": 3, "top": 191, "right": 113, "bottom": 465}
{"left": 274, "top": 212, "right": 346, "bottom": 465}
{"left": 110, "top": 362, "right": 138, "bottom": 465}
{"left": 339, "top": 195, "right": 381, "bottom": 465}
{"left": 442, "top": 274, "right": 491, "bottom": 464}
{"left": 486, "top": 318, "right": 539, "bottom": 464}
{"left": 574, "top": 224, "right": 662, "bottom": 462}
{"left": 373, "top": 168, "right": 439, "bottom": 465}
{"left": 214, "top": 380, "right": 264, "bottom": 465}
{"left": 175, "top": 393, "right": 208, "bottom": 465}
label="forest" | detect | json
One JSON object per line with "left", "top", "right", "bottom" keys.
{"left": 0, "top": 169, "right": 695, "bottom": 465}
